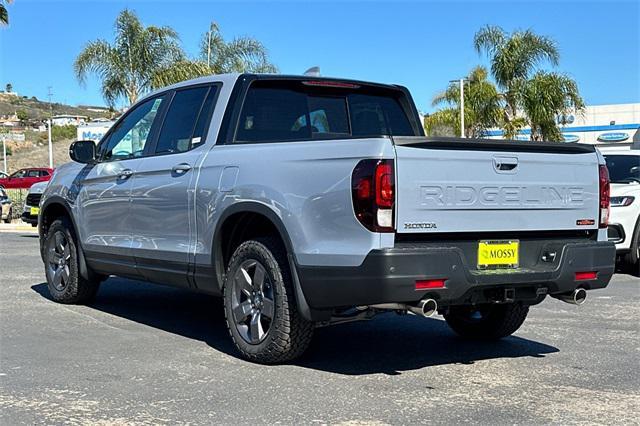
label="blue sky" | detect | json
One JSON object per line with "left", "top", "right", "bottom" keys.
{"left": 1, "top": 0, "right": 638, "bottom": 113}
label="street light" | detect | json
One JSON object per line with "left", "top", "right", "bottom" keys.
{"left": 449, "top": 79, "right": 469, "bottom": 138}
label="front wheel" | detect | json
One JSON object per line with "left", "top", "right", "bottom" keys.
{"left": 444, "top": 303, "right": 529, "bottom": 340}
{"left": 223, "top": 238, "right": 314, "bottom": 364}
{"left": 43, "top": 218, "right": 100, "bottom": 304}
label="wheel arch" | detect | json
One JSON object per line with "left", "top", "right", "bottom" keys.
{"left": 212, "top": 202, "right": 323, "bottom": 321}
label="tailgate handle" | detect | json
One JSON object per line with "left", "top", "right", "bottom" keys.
{"left": 493, "top": 157, "right": 518, "bottom": 172}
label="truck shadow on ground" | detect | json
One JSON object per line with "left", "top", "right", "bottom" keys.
{"left": 32, "top": 277, "right": 559, "bottom": 376}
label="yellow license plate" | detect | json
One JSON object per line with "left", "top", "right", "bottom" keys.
{"left": 30, "top": 207, "right": 40, "bottom": 216}
{"left": 478, "top": 240, "right": 519, "bottom": 269}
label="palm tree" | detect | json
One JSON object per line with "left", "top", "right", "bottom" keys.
{"left": 521, "top": 71, "right": 584, "bottom": 141}
{"left": 1, "top": 0, "right": 13, "bottom": 26}
{"left": 473, "top": 26, "right": 584, "bottom": 141}
{"left": 152, "top": 21, "right": 277, "bottom": 89}
{"left": 74, "top": 9, "right": 184, "bottom": 106}
{"left": 474, "top": 25, "right": 559, "bottom": 122}
{"left": 427, "top": 66, "right": 503, "bottom": 138}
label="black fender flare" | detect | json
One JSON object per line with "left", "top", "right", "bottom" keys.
{"left": 212, "top": 202, "right": 327, "bottom": 322}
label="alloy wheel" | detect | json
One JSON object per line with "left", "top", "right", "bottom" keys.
{"left": 47, "top": 231, "right": 71, "bottom": 291}
{"left": 231, "top": 259, "right": 275, "bottom": 344}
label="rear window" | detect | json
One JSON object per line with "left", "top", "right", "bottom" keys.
{"left": 234, "top": 80, "right": 419, "bottom": 143}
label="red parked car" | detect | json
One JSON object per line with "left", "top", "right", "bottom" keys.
{"left": 0, "top": 168, "right": 55, "bottom": 189}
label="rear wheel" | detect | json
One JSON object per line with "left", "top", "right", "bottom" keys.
{"left": 44, "top": 218, "right": 100, "bottom": 304}
{"left": 223, "top": 237, "right": 314, "bottom": 364}
{"left": 444, "top": 303, "right": 529, "bottom": 340}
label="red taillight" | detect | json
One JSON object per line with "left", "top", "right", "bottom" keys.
{"left": 575, "top": 271, "right": 597, "bottom": 281}
{"left": 375, "top": 163, "right": 394, "bottom": 208}
{"left": 599, "top": 165, "right": 610, "bottom": 228}
{"left": 415, "top": 279, "right": 446, "bottom": 290}
{"left": 352, "top": 159, "right": 395, "bottom": 232}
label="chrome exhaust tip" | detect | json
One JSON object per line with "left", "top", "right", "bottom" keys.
{"left": 553, "top": 288, "right": 587, "bottom": 305}
{"left": 409, "top": 299, "right": 438, "bottom": 317}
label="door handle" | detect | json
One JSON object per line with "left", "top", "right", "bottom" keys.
{"left": 118, "top": 169, "right": 134, "bottom": 179}
{"left": 172, "top": 163, "right": 192, "bottom": 175}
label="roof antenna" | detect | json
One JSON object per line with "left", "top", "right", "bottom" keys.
{"left": 304, "top": 66, "right": 321, "bottom": 77}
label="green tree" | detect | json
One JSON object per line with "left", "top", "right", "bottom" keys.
{"left": 152, "top": 21, "right": 277, "bottom": 89}
{"left": 74, "top": 9, "right": 184, "bottom": 106}
{"left": 426, "top": 66, "right": 503, "bottom": 138}
{"left": 474, "top": 25, "right": 583, "bottom": 141}
{"left": 0, "top": 0, "right": 12, "bottom": 26}
{"left": 16, "top": 109, "right": 27, "bottom": 123}
{"left": 520, "top": 71, "right": 584, "bottom": 141}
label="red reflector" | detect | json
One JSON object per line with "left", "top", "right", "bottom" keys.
{"left": 575, "top": 271, "right": 597, "bottom": 281}
{"left": 415, "top": 279, "right": 446, "bottom": 290}
{"left": 375, "top": 163, "right": 394, "bottom": 208}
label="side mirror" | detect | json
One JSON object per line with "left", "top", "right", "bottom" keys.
{"left": 69, "top": 140, "right": 97, "bottom": 164}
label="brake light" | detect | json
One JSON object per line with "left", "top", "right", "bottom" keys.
{"left": 599, "top": 165, "right": 610, "bottom": 228}
{"left": 352, "top": 159, "right": 395, "bottom": 232}
{"left": 302, "top": 80, "right": 360, "bottom": 89}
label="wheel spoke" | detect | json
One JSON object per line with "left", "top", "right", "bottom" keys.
{"left": 61, "top": 265, "right": 70, "bottom": 284}
{"left": 253, "top": 263, "right": 265, "bottom": 290}
{"left": 249, "top": 312, "right": 263, "bottom": 343}
{"left": 63, "top": 244, "right": 71, "bottom": 261}
{"left": 53, "top": 266, "right": 63, "bottom": 287}
{"left": 236, "top": 267, "right": 253, "bottom": 296}
{"left": 261, "top": 297, "right": 275, "bottom": 319}
{"left": 233, "top": 300, "right": 253, "bottom": 323}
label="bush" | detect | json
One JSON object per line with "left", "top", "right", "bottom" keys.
{"left": 38, "top": 125, "right": 77, "bottom": 143}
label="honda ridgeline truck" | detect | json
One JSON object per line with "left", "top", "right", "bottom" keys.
{"left": 38, "top": 74, "right": 616, "bottom": 363}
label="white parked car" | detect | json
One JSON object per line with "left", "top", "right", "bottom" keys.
{"left": 600, "top": 144, "right": 640, "bottom": 268}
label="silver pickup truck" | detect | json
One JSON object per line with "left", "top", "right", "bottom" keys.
{"left": 39, "top": 74, "right": 616, "bottom": 363}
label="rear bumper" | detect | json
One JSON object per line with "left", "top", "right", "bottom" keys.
{"left": 21, "top": 212, "right": 38, "bottom": 225}
{"left": 297, "top": 240, "right": 616, "bottom": 310}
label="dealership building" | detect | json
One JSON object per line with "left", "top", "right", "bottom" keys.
{"left": 485, "top": 103, "right": 640, "bottom": 144}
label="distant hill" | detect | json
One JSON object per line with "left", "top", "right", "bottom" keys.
{"left": 0, "top": 93, "right": 112, "bottom": 122}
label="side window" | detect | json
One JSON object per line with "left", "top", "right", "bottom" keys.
{"left": 40, "top": 170, "right": 50, "bottom": 177}
{"left": 11, "top": 170, "right": 26, "bottom": 178}
{"left": 348, "top": 94, "right": 414, "bottom": 137}
{"left": 155, "top": 86, "right": 214, "bottom": 154}
{"left": 100, "top": 96, "right": 165, "bottom": 161}
{"left": 236, "top": 84, "right": 309, "bottom": 143}
{"left": 26, "top": 170, "right": 40, "bottom": 178}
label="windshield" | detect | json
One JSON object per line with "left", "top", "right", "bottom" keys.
{"left": 604, "top": 155, "right": 640, "bottom": 184}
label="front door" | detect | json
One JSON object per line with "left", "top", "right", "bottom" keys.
{"left": 129, "top": 85, "right": 219, "bottom": 286}
{"left": 76, "top": 94, "right": 167, "bottom": 275}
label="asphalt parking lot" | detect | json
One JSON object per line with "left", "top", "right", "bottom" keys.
{"left": 1, "top": 232, "right": 639, "bottom": 425}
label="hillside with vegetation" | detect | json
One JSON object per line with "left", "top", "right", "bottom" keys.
{"left": 0, "top": 92, "right": 111, "bottom": 122}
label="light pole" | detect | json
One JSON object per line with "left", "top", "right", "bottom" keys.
{"left": 47, "top": 86, "right": 53, "bottom": 168}
{"left": 2, "top": 136, "right": 6, "bottom": 174}
{"left": 449, "top": 78, "right": 469, "bottom": 138}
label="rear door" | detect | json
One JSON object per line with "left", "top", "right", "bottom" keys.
{"left": 75, "top": 94, "right": 167, "bottom": 271}
{"left": 394, "top": 138, "right": 600, "bottom": 234}
{"left": 129, "top": 84, "right": 219, "bottom": 286}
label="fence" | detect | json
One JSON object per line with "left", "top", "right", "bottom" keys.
{"left": 4, "top": 188, "right": 28, "bottom": 221}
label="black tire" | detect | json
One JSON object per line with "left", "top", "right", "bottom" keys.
{"left": 223, "top": 237, "right": 314, "bottom": 364}
{"left": 43, "top": 217, "right": 100, "bottom": 304}
{"left": 624, "top": 218, "right": 640, "bottom": 270}
{"left": 444, "top": 303, "right": 529, "bottom": 340}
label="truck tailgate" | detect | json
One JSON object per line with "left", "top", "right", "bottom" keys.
{"left": 394, "top": 137, "right": 600, "bottom": 234}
